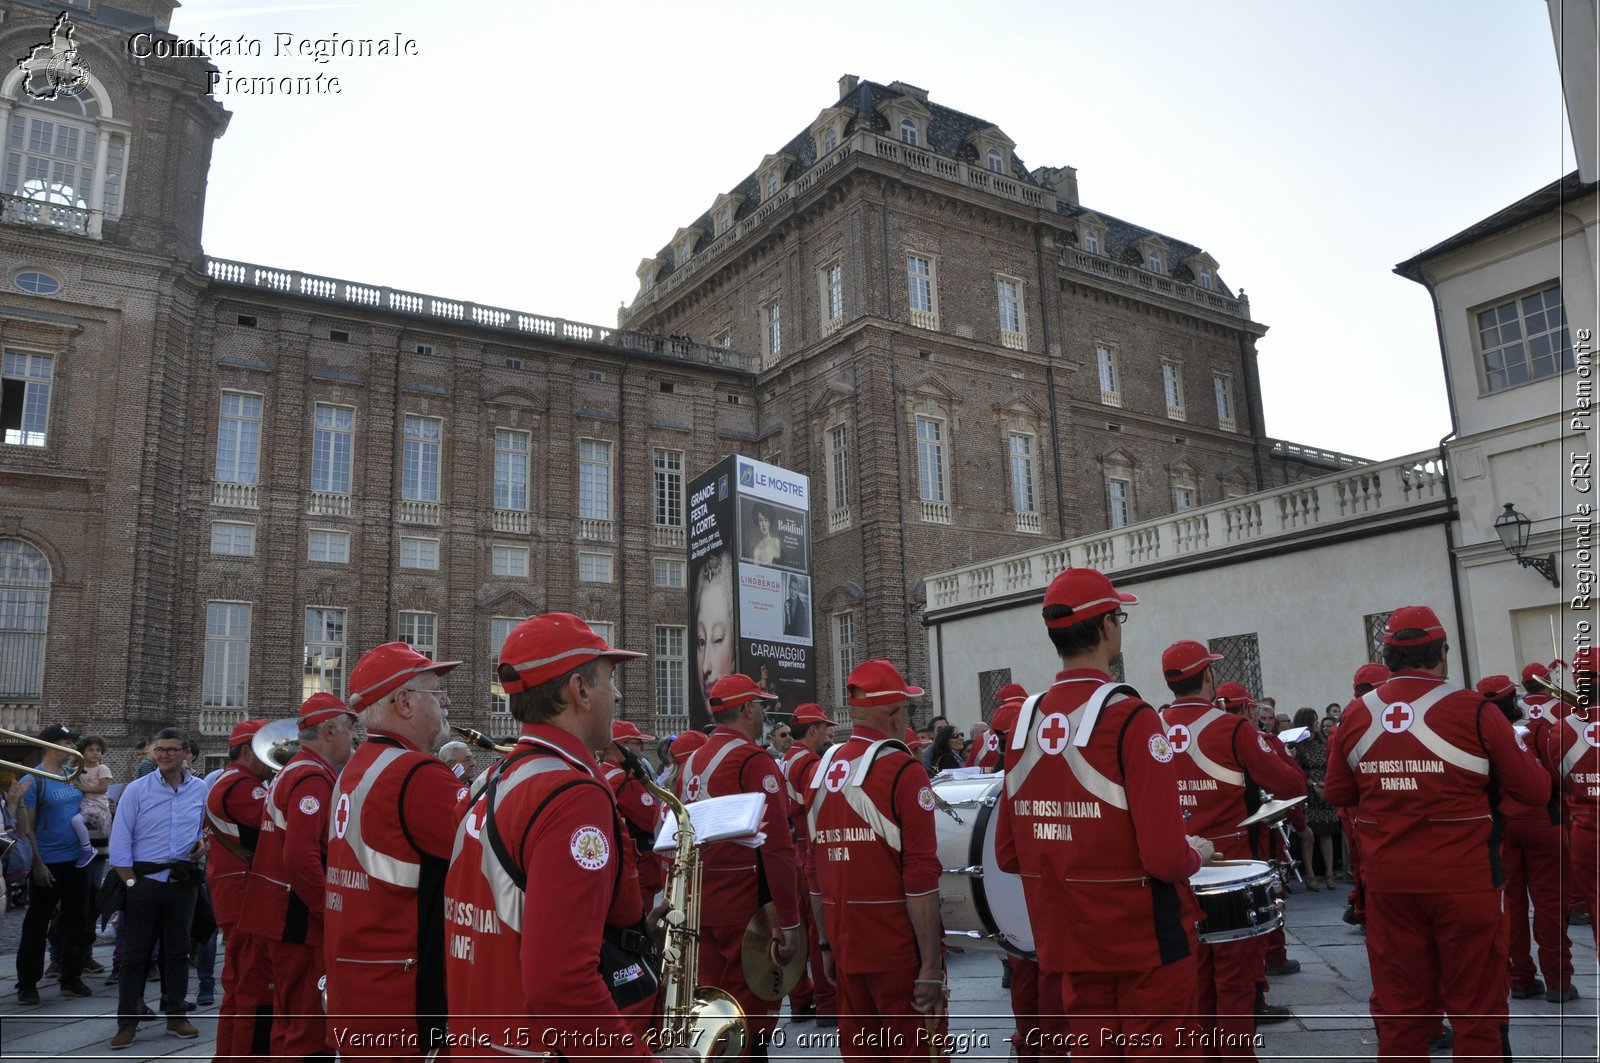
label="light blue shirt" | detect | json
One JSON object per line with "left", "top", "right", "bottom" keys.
{"left": 108, "top": 769, "right": 207, "bottom": 882}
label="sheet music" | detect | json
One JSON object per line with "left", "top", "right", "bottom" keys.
{"left": 1277, "top": 726, "right": 1311, "bottom": 745}
{"left": 654, "top": 791, "right": 766, "bottom": 851}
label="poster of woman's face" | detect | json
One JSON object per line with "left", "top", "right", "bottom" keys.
{"left": 739, "top": 498, "right": 809, "bottom": 571}
{"left": 691, "top": 549, "right": 736, "bottom": 719}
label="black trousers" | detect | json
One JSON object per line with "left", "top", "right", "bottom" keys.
{"left": 116, "top": 875, "right": 199, "bottom": 1028}
{"left": 17, "top": 860, "right": 86, "bottom": 989}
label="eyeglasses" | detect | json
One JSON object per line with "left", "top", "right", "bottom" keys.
{"left": 152, "top": 746, "right": 184, "bottom": 756}
{"left": 1110, "top": 611, "right": 1129, "bottom": 626}
{"left": 406, "top": 686, "right": 450, "bottom": 704}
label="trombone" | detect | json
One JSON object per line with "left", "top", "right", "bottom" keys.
{"left": 0, "top": 726, "right": 85, "bottom": 783}
{"left": 1527, "top": 672, "right": 1587, "bottom": 709}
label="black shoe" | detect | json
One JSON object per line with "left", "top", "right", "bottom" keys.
{"left": 1342, "top": 905, "right": 1360, "bottom": 925}
{"left": 1570, "top": 912, "right": 1591, "bottom": 925}
{"left": 1255, "top": 1003, "right": 1292, "bottom": 1025}
{"left": 43, "top": 960, "right": 60, "bottom": 980}
{"left": 1511, "top": 978, "right": 1546, "bottom": 999}
{"left": 788, "top": 1002, "right": 816, "bottom": 1023}
{"left": 197, "top": 991, "right": 215, "bottom": 1006}
{"left": 17, "top": 986, "right": 40, "bottom": 1005}
{"left": 1546, "top": 984, "right": 1579, "bottom": 1003}
{"left": 1266, "top": 960, "right": 1301, "bottom": 976}
{"left": 1429, "top": 1028, "right": 1453, "bottom": 1054}
{"left": 1001, "top": 964, "right": 1013, "bottom": 989}
{"left": 60, "top": 979, "right": 93, "bottom": 998}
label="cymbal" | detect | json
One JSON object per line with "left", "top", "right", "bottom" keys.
{"left": 1238, "top": 794, "right": 1307, "bottom": 828}
{"left": 741, "top": 902, "right": 806, "bottom": 1002}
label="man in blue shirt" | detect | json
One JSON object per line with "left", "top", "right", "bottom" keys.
{"left": 16, "top": 723, "right": 94, "bottom": 1003}
{"left": 107, "top": 726, "right": 207, "bottom": 1050}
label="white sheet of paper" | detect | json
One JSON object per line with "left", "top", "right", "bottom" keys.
{"left": 1278, "top": 726, "right": 1311, "bottom": 745}
{"left": 653, "top": 791, "right": 766, "bottom": 851}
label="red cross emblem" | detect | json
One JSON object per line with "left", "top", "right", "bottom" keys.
{"left": 333, "top": 794, "right": 351, "bottom": 840}
{"left": 685, "top": 775, "right": 703, "bottom": 802}
{"left": 1167, "top": 724, "right": 1192, "bottom": 754}
{"left": 985, "top": 731, "right": 1000, "bottom": 753}
{"left": 1527, "top": 702, "right": 1546, "bottom": 721}
{"left": 1584, "top": 721, "right": 1600, "bottom": 748}
{"left": 1037, "top": 713, "right": 1072, "bottom": 756}
{"left": 1381, "top": 702, "right": 1413, "bottom": 734}
{"left": 824, "top": 759, "right": 851, "bottom": 793}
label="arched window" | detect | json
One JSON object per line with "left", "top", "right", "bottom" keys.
{"left": 766, "top": 173, "right": 778, "bottom": 199}
{"left": 823, "top": 127, "right": 838, "bottom": 153}
{"left": 3, "top": 67, "right": 126, "bottom": 236}
{"left": 899, "top": 118, "right": 918, "bottom": 146}
{"left": 986, "top": 147, "right": 1004, "bottom": 173}
{"left": 0, "top": 539, "right": 50, "bottom": 699}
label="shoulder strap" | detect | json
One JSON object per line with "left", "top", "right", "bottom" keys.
{"left": 1073, "top": 682, "right": 1140, "bottom": 748}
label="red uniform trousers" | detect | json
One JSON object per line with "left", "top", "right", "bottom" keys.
{"left": 268, "top": 940, "right": 329, "bottom": 1060}
{"left": 1502, "top": 814, "right": 1573, "bottom": 991}
{"left": 701, "top": 923, "right": 779, "bottom": 1044}
{"left": 1340, "top": 810, "right": 1366, "bottom": 923}
{"left": 216, "top": 925, "right": 273, "bottom": 1061}
{"left": 794, "top": 885, "right": 836, "bottom": 1015}
{"left": 835, "top": 967, "right": 948, "bottom": 1062}
{"left": 1365, "top": 890, "right": 1509, "bottom": 1062}
{"left": 1574, "top": 822, "right": 1600, "bottom": 945}
{"left": 1194, "top": 936, "right": 1266, "bottom": 1059}
{"left": 1059, "top": 955, "right": 1198, "bottom": 1061}
{"left": 1007, "top": 959, "right": 1070, "bottom": 1060}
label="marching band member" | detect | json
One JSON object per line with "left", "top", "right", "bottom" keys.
{"left": 324, "top": 642, "right": 465, "bottom": 1057}
{"left": 660, "top": 729, "right": 707, "bottom": 791}
{"left": 1159, "top": 647, "right": 1304, "bottom": 1054}
{"left": 1324, "top": 606, "right": 1549, "bottom": 1060}
{"left": 204, "top": 718, "right": 272, "bottom": 1060}
{"left": 1475, "top": 674, "right": 1574, "bottom": 1002}
{"left": 781, "top": 703, "right": 836, "bottom": 1026}
{"left": 677, "top": 673, "right": 802, "bottom": 1059}
{"left": 443, "top": 613, "right": 664, "bottom": 1059}
{"left": 994, "top": 569, "right": 1210, "bottom": 1059}
{"left": 808, "top": 660, "right": 947, "bottom": 1061}
{"left": 603, "top": 719, "right": 665, "bottom": 900}
{"left": 238, "top": 692, "right": 356, "bottom": 1062}
{"left": 974, "top": 684, "right": 1026, "bottom": 773}
{"left": 1547, "top": 646, "right": 1599, "bottom": 944}
{"left": 1339, "top": 663, "right": 1389, "bottom": 928}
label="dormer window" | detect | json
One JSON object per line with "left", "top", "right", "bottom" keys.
{"left": 717, "top": 208, "right": 731, "bottom": 235}
{"left": 672, "top": 227, "right": 699, "bottom": 268}
{"left": 823, "top": 127, "right": 839, "bottom": 153}
{"left": 900, "top": 118, "right": 919, "bottom": 145}
{"left": 636, "top": 257, "right": 661, "bottom": 295}
{"left": 1085, "top": 231, "right": 1101, "bottom": 254}
{"left": 710, "top": 191, "right": 744, "bottom": 238}
{"left": 986, "top": 147, "right": 1004, "bottom": 173}
{"left": 755, "top": 154, "right": 792, "bottom": 206}
{"left": 766, "top": 173, "right": 779, "bottom": 200}
{"left": 1198, "top": 269, "right": 1213, "bottom": 290}
{"left": 1148, "top": 252, "right": 1163, "bottom": 274}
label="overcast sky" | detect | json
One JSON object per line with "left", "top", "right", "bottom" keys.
{"left": 171, "top": 0, "right": 1576, "bottom": 461}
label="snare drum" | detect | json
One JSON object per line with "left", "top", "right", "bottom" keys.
{"left": 1190, "top": 860, "right": 1282, "bottom": 943}
{"left": 932, "top": 773, "right": 1034, "bottom": 957}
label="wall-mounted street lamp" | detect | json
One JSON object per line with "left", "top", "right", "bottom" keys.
{"left": 1493, "top": 503, "right": 1559, "bottom": 588}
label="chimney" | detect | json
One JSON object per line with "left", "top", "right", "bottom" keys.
{"left": 838, "top": 74, "right": 859, "bottom": 99}
{"left": 1031, "top": 165, "right": 1080, "bottom": 207}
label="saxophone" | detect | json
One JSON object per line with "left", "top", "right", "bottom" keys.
{"left": 620, "top": 747, "right": 746, "bottom": 1061}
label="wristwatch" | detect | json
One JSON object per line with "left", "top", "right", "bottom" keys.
{"left": 123, "top": 877, "right": 135, "bottom": 888}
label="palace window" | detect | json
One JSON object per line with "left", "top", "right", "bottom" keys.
{"left": 311, "top": 404, "right": 354, "bottom": 495}
{"left": 1477, "top": 283, "right": 1572, "bottom": 392}
{"left": 0, "top": 539, "right": 49, "bottom": 699}
{"left": 215, "top": 392, "right": 262, "bottom": 485}
{"left": 494, "top": 429, "right": 530, "bottom": 512}
{"left": 203, "top": 602, "right": 251, "bottom": 709}
{"left": 1, "top": 351, "right": 53, "bottom": 446}
{"left": 402, "top": 415, "right": 442, "bottom": 503}
{"left": 303, "top": 607, "right": 346, "bottom": 700}
{"left": 4, "top": 75, "right": 127, "bottom": 237}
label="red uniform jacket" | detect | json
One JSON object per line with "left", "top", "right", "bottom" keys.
{"left": 1323, "top": 671, "right": 1551, "bottom": 893}
{"left": 444, "top": 725, "right": 653, "bottom": 1060}
{"left": 237, "top": 749, "right": 337, "bottom": 945}
{"left": 204, "top": 764, "right": 267, "bottom": 926}
{"left": 603, "top": 760, "right": 664, "bottom": 895}
{"left": 994, "top": 671, "right": 1202, "bottom": 974}
{"left": 676, "top": 727, "right": 800, "bottom": 929}
{"left": 806, "top": 727, "right": 941, "bottom": 973}
{"left": 782, "top": 745, "right": 824, "bottom": 894}
{"left": 1547, "top": 711, "right": 1600, "bottom": 834}
{"left": 1162, "top": 698, "right": 1306, "bottom": 860}
{"left": 973, "top": 729, "right": 1003, "bottom": 773}
{"left": 324, "top": 732, "right": 467, "bottom": 1042}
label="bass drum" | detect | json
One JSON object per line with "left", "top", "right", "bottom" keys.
{"left": 932, "top": 772, "right": 1034, "bottom": 957}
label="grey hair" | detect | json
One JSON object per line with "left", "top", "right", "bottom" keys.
{"left": 438, "top": 741, "right": 470, "bottom": 760}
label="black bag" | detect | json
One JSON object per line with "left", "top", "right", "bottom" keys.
{"left": 96, "top": 871, "right": 127, "bottom": 920}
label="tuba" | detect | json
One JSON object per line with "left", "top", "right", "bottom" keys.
{"left": 617, "top": 747, "right": 746, "bottom": 1061}
{"left": 250, "top": 719, "right": 301, "bottom": 773}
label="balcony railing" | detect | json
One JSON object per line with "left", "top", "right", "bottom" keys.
{"left": 0, "top": 703, "right": 40, "bottom": 733}
{"left": 909, "top": 308, "right": 939, "bottom": 331}
{"left": 199, "top": 708, "right": 247, "bottom": 736}
{"left": 928, "top": 449, "right": 1449, "bottom": 616}
{"left": 212, "top": 482, "right": 259, "bottom": 509}
{"left": 1167, "top": 404, "right": 1186, "bottom": 422}
{"left": 397, "top": 500, "right": 440, "bottom": 525}
{"left": 493, "top": 509, "right": 531, "bottom": 534}
{"left": 308, "top": 491, "right": 352, "bottom": 517}
{"left": 1001, "top": 330, "right": 1026, "bottom": 351}
{"left": 1100, "top": 389, "right": 1122, "bottom": 407}
{"left": 652, "top": 525, "right": 685, "bottom": 549}
{"left": 2, "top": 193, "right": 102, "bottom": 238}
{"left": 653, "top": 714, "right": 690, "bottom": 738}
{"left": 822, "top": 316, "right": 845, "bottom": 337}
{"left": 921, "top": 499, "right": 952, "bottom": 525}
{"left": 579, "top": 518, "right": 615, "bottom": 542}
{"left": 1059, "top": 248, "right": 1251, "bottom": 320}
{"left": 828, "top": 506, "right": 852, "bottom": 533}
{"left": 1015, "top": 511, "right": 1042, "bottom": 534}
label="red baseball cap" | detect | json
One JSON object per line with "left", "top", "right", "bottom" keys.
{"left": 498, "top": 613, "right": 645, "bottom": 695}
{"left": 1475, "top": 675, "right": 1516, "bottom": 701}
{"left": 1521, "top": 660, "right": 1554, "bottom": 686}
{"left": 994, "top": 682, "right": 1028, "bottom": 706}
{"left": 1573, "top": 647, "right": 1598, "bottom": 677}
{"left": 611, "top": 720, "right": 656, "bottom": 743}
{"left": 903, "top": 727, "right": 931, "bottom": 750}
{"left": 791, "top": 703, "right": 832, "bottom": 726}
{"left": 669, "top": 730, "right": 707, "bottom": 762}
{"left": 228, "top": 718, "right": 267, "bottom": 750}
{"left": 348, "top": 641, "right": 462, "bottom": 710}
{"left": 1042, "top": 568, "right": 1138, "bottom": 628}
{"left": 1215, "top": 682, "right": 1257, "bottom": 710}
{"left": 708, "top": 674, "right": 778, "bottom": 711}
{"left": 298, "top": 691, "right": 354, "bottom": 730}
{"left": 990, "top": 696, "right": 1025, "bottom": 736}
{"left": 1162, "top": 640, "right": 1223, "bottom": 682}
{"left": 846, "top": 660, "right": 924, "bottom": 707}
{"left": 1353, "top": 663, "right": 1391, "bottom": 690}
{"left": 1383, "top": 606, "right": 1446, "bottom": 647}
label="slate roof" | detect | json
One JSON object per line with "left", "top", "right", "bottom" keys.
{"left": 1394, "top": 170, "right": 1596, "bottom": 280}
{"left": 644, "top": 79, "right": 1232, "bottom": 297}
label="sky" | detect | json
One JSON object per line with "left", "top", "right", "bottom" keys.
{"left": 169, "top": 0, "right": 1578, "bottom": 460}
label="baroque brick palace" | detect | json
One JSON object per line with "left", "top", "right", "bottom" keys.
{"left": 0, "top": 0, "right": 1356, "bottom": 768}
